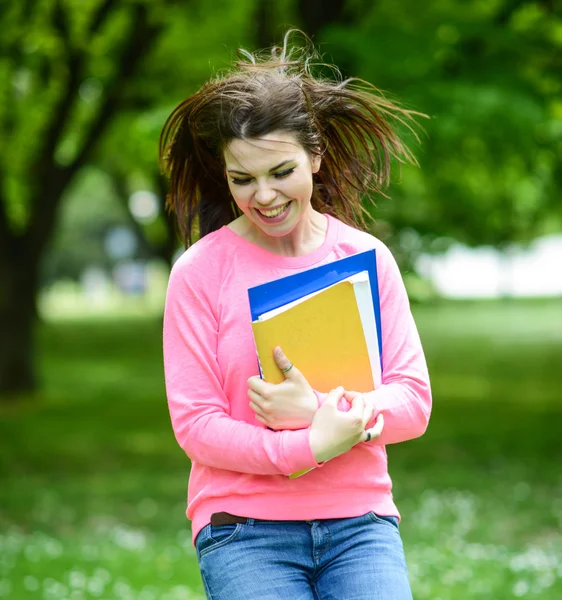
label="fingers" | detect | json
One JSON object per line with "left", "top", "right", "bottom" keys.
{"left": 362, "top": 403, "right": 375, "bottom": 428}
{"left": 273, "top": 347, "right": 301, "bottom": 379}
{"left": 247, "top": 375, "right": 268, "bottom": 394}
{"left": 349, "top": 392, "right": 365, "bottom": 414}
{"left": 363, "top": 413, "right": 384, "bottom": 442}
{"left": 248, "top": 390, "right": 265, "bottom": 417}
{"left": 323, "top": 386, "right": 345, "bottom": 407}
{"left": 273, "top": 346, "right": 291, "bottom": 369}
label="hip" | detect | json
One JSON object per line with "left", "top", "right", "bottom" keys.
{"left": 195, "top": 512, "right": 412, "bottom": 600}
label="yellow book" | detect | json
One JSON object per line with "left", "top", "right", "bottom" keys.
{"left": 251, "top": 272, "right": 381, "bottom": 393}
{"left": 251, "top": 272, "right": 381, "bottom": 479}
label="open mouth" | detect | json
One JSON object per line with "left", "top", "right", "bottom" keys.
{"left": 256, "top": 201, "right": 291, "bottom": 220}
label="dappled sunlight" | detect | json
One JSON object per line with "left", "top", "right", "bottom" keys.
{"left": 1, "top": 0, "right": 560, "bottom": 596}
{"left": 405, "top": 489, "right": 562, "bottom": 598}
{"left": 1, "top": 485, "right": 561, "bottom": 598}
{"left": 2, "top": 302, "right": 561, "bottom": 598}
{"left": 38, "top": 261, "right": 169, "bottom": 322}
{"left": 0, "top": 523, "right": 203, "bottom": 600}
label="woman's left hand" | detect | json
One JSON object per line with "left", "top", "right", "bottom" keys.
{"left": 247, "top": 347, "right": 318, "bottom": 430}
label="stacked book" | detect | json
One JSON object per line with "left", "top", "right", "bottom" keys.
{"left": 248, "top": 249, "right": 383, "bottom": 392}
{"left": 248, "top": 250, "right": 383, "bottom": 477}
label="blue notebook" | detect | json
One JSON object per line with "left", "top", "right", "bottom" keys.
{"left": 248, "top": 249, "right": 383, "bottom": 372}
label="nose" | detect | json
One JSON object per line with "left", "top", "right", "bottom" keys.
{"left": 254, "top": 182, "right": 277, "bottom": 205}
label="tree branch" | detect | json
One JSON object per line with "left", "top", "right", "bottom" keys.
{"left": 71, "top": 5, "right": 162, "bottom": 176}
{"left": 23, "top": 2, "right": 164, "bottom": 258}
{"left": 0, "top": 0, "right": 40, "bottom": 144}
{"left": 89, "top": 0, "right": 120, "bottom": 36}
{"left": 52, "top": 0, "right": 71, "bottom": 44}
{"left": 0, "top": 0, "right": 45, "bottom": 251}
{"left": 33, "top": 1, "right": 84, "bottom": 183}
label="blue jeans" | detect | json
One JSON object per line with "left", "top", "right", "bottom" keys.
{"left": 195, "top": 512, "right": 413, "bottom": 600}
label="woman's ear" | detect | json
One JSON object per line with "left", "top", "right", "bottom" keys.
{"left": 311, "top": 153, "right": 321, "bottom": 174}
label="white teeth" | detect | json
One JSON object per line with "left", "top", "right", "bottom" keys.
{"left": 258, "top": 202, "right": 289, "bottom": 218}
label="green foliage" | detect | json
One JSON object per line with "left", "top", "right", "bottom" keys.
{"left": 2, "top": 0, "right": 123, "bottom": 224}
{"left": 0, "top": 0, "right": 261, "bottom": 275}
{"left": 41, "top": 167, "right": 130, "bottom": 283}
{"left": 320, "top": 0, "right": 562, "bottom": 253}
{"left": 90, "top": 0, "right": 260, "bottom": 260}
{"left": 6, "top": 0, "right": 560, "bottom": 277}
{"left": 1, "top": 300, "right": 561, "bottom": 598}
{"left": 99, "top": 0, "right": 258, "bottom": 169}
{"left": 2, "top": 0, "right": 561, "bottom": 267}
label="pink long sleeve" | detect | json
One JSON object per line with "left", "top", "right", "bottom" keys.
{"left": 364, "top": 242, "right": 431, "bottom": 443}
{"left": 163, "top": 216, "right": 432, "bottom": 544}
{"left": 314, "top": 243, "right": 431, "bottom": 444}
{"left": 163, "top": 250, "right": 321, "bottom": 476}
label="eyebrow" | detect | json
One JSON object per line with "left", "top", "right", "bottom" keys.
{"left": 226, "top": 160, "right": 294, "bottom": 176}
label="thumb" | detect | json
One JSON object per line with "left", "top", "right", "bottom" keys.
{"left": 273, "top": 346, "right": 302, "bottom": 380}
{"left": 323, "top": 386, "right": 345, "bottom": 408}
{"left": 349, "top": 393, "right": 365, "bottom": 415}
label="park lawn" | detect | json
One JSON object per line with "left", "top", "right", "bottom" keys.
{"left": 0, "top": 299, "right": 561, "bottom": 600}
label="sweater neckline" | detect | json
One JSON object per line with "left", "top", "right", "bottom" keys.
{"left": 219, "top": 214, "right": 340, "bottom": 269}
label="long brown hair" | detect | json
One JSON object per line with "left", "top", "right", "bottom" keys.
{"left": 159, "top": 30, "right": 424, "bottom": 247}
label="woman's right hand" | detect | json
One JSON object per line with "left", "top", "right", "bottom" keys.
{"left": 308, "top": 387, "right": 384, "bottom": 464}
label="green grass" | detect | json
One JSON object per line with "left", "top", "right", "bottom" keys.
{"left": 1, "top": 299, "right": 561, "bottom": 599}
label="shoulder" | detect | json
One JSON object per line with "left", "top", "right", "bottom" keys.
{"left": 331, "top": 217, "right": 404, "bottom": 297}
{"left": 167, "top": 228, "right": 234, "bottom": 293}
{"left": 332, "top": 217, "right": 395, "bottom": 265}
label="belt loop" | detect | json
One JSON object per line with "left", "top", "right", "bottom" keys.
{"left": 246, "top": 518, "right": 255, "bottom": 526}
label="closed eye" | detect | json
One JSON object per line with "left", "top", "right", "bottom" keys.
{"left": 230, "top": 177, "right": 252, "bottom": 185}
{"left": 230, "top": 168, "right": 295, "bottom": 186}
{"left": 274, "top": 168, "right": 294, "bottom": 179}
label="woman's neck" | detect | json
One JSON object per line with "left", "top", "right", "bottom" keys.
{"left": 228, "top": 211, "right": 328, "bottom": 257}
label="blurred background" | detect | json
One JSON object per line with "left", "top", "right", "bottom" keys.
{"left": 0, "top": 1, "right": 561, "bottom": 599}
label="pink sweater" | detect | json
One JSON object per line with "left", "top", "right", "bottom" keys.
{"left": 163, "top": 215, "right": 431, "bottom": 543}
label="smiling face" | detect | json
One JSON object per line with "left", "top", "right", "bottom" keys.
{"left": 223, "top": 131, "right": 321, "bottom": 244}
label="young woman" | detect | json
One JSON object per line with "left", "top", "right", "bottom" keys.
{"left": 160, "top": 31, "right": 431, "bottom": 600}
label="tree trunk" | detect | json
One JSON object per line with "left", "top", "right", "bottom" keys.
{"left": 0, "top": 250, "right": 39, "bottom": 396}
{"left": 0, "top": 1, "right": 166, "bottom": 400}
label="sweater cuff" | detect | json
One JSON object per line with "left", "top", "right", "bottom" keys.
{"left": 280, "top": 428, "right": 321, "bottom": 475}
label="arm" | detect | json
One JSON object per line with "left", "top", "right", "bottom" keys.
{"left": 360, "top": 242, "right": 432, "bottom": 444}
{"left": 163, "top": 259, "right": 320, "bottom": 476}
{"left": 249, "top": 244, "right": 431, "bottom": 445}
